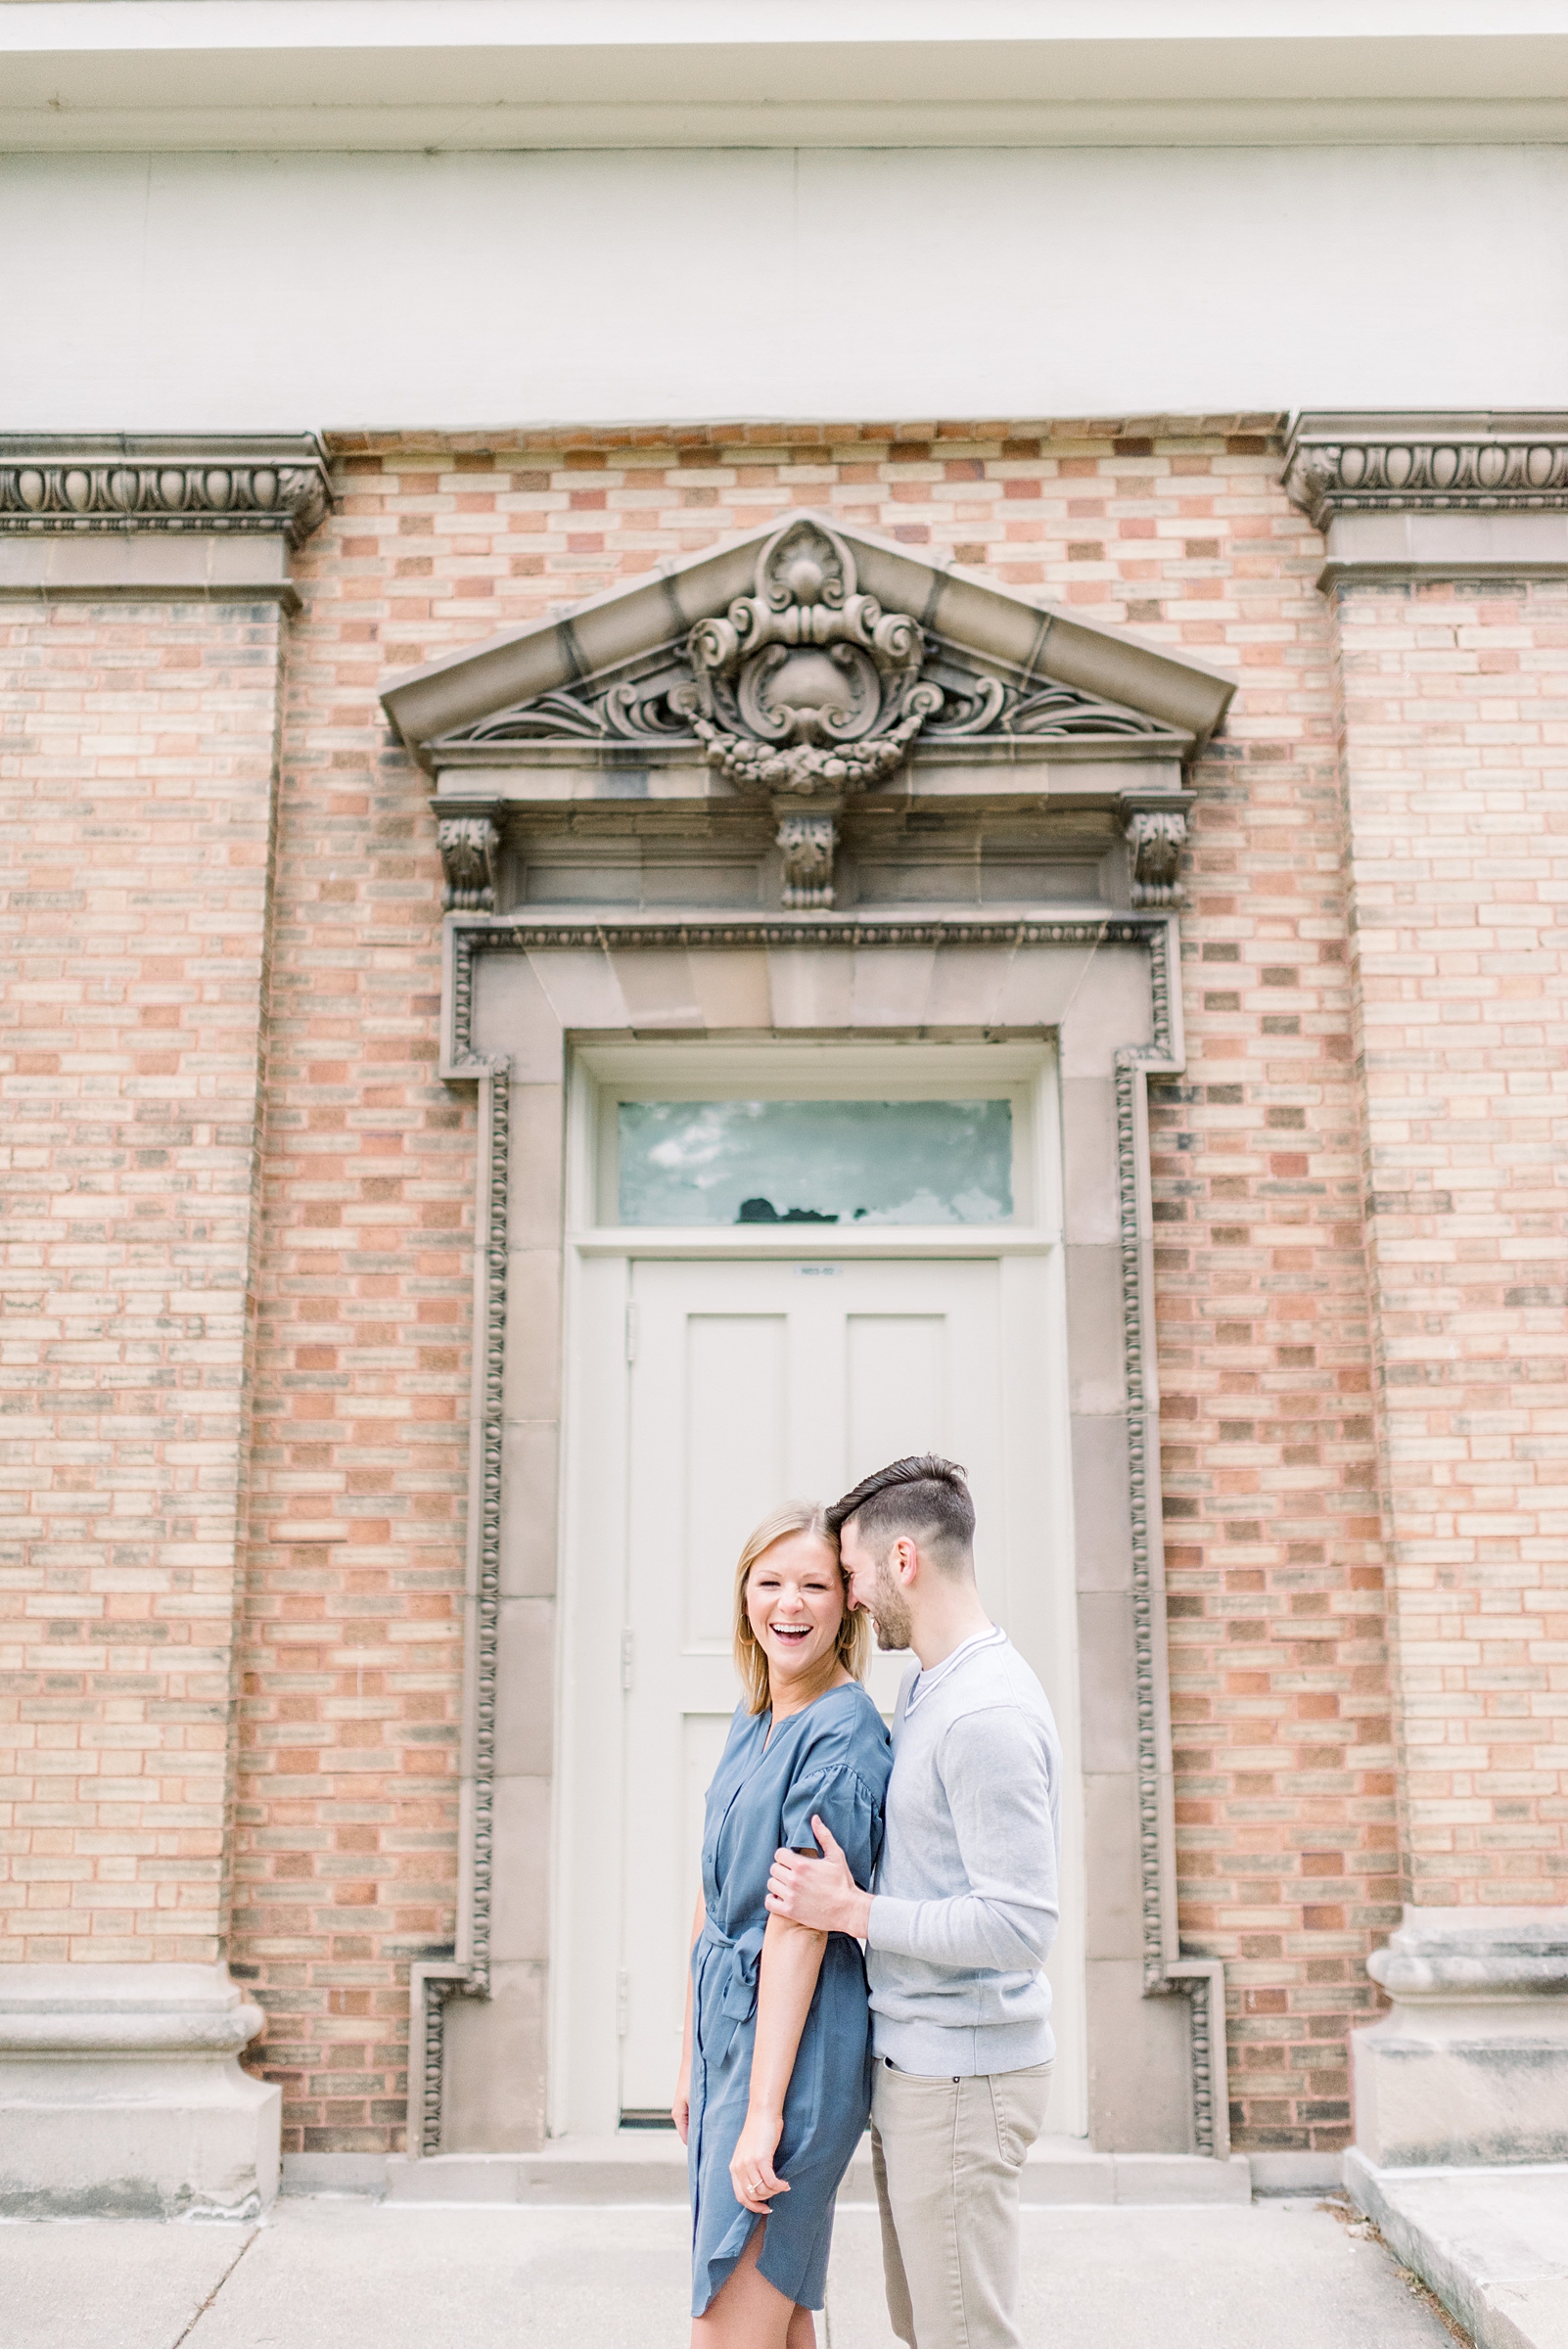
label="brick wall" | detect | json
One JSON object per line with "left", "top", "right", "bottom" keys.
{"left": 0, "top": 597, "right": 284, "bottom": 1964}
{"left": 211, "top": 423, "right": 1398, "bottom": 2153}
{"left": 9, "top": 430, "right": 1475, "bottom": 2156}
{"left": 1331, "top": 576, "right": 1568, "bottom": 1912}
{"left": 229, "top": 581, "right": 477, "bottom": 2150}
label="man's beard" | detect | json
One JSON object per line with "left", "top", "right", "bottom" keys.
{"left": 870, "top": 1557, "right": 913, "bottom": 1652}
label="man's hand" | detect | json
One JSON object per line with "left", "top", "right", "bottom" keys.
{"left": 765, "top": 1816, "right": 872, "bottom": 1939}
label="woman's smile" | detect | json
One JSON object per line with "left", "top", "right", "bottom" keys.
{"left": 745, "top": 1530, "right": 847, "bottom": 1693}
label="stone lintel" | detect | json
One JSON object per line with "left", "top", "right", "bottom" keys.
{"left": 431, "top": 754, "right": 1187, "bottom": 815}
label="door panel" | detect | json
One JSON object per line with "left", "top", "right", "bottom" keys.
{"left": 684, "top": 1313, "right": 788, "bottom": 1648}
{"left": 619, "top": 1257, "right": 1006, "bottom": 2116}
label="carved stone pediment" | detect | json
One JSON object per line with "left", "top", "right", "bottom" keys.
{"left": 430, "top": 518, "right": 1172, "bottom": 776}
{"left": 387, "top": 508, "right": 1236, "bottom": 915}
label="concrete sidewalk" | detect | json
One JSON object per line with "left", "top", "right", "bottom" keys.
{"left": 2, "top": 2191, "right": 1465, "bottom": 2349}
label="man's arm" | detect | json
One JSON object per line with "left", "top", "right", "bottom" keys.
{"left": 765, "top": 1818, "right": 870, "bottom": 1937}
{"left": 869, "top": 1709, "right": 1058, "bottom": 1972}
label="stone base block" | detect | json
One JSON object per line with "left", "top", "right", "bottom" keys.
{"left": 1355, "top": 1908, "right": 1568, "bottom": 2170}
{"left": 1355, "top": 2012, "right": 1568, "bottom": 2172}
{"left": 0, "top": 1963, "right": 281, "bottom": 2218}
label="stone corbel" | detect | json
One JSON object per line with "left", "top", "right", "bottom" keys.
{"left": 775, "top": 805, "right": 838, "bottom": 908}
{"left": 1120, "top": 792, "right": 1194, "bottom": 909}
{"left": 438, "top": 811, "right": 502, "bottom": 912}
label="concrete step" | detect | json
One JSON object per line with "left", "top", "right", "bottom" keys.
{"left": 370, "top": 2136, "right": 1254, "bottom": 2208}
{"left": 1348, "top": 2149, "right": 1568, "bottom": 2349}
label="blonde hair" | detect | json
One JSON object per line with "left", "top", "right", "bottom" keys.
{"left": 732, "top": 1501, "right": 869, "bottom": 1716}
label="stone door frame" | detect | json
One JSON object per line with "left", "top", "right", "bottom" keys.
{"left": 407, "top": 907, "right": 1229, "bottom": 2161}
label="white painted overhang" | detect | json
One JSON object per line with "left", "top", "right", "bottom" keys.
{"left": 4, "top": 1, "right": 1567, "bottom": 150}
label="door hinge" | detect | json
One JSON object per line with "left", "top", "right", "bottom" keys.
{"left": 617, "top": 1968, "right": 629, "bottom": 2038}
{"left": 624, "top": 1302, "right": 638, "bottom": 1363}
{"left": 621, "top": 1628, "right": 634, "bottom": 1692}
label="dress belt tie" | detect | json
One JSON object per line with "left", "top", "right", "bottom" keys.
{"left": 698, "top": 1917, "right": 767, "bottom": 2066}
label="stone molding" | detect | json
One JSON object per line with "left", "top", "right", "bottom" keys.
{"left": 1368, "top": 1907, "right": 1568, "bottom": 2003}
{"left": 0, "top": 435, "right": 331, "bottom": 545}
{"left": 1284, "top": 413, "right": 1568, "bottom": 529}
{"left": 0, "top": 1962, "right": 264, "bottom": 2054}
{"left": 1285, "top": 413, "right": 1568, "bottom": 583}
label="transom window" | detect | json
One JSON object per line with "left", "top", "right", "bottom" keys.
{"left": 617, "top": 1098, "right": 1014, "bottom": 1227}
{"left": 575, "top": 1040, "right": 1056, "bottom": 1237}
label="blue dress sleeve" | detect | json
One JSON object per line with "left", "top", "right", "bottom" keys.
{"left": 781, "top": 1761, "right": 886, "bottom": 1894}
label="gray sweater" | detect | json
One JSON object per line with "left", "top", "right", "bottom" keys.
{"left": 866, "top": 1629, "right": 1062, "bottom": 2077}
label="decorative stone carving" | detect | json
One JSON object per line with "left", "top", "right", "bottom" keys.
{"left": 438, "top": 815, "right": 500, "bottom": 911}
{"left": 677, "top": 518, "right": 944, "bottom": 794}
{"left": 1284, "top": 413, "right": 1568, "bottom": 529}
{"left": 0, "top": 436, "right": 332, "bottom": 546}
{"left": 436, "top": 647, "right": 1167, "bottom": 762}
{"left": 1124, "top": 806, "right": 1188, "bottom": 907}
{"left": 775, "top": 809, "right": 838, "bottom": 908}
{"left": 453, "top": 674, "right": 697, "bottom": 746}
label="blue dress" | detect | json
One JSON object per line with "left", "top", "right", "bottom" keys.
{"left": 689, "top": 1679, "right": 892, "bottom": 2318}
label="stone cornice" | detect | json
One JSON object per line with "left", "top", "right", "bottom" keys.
{"left": 5, "top": 14, "right": 1566, "bottom": 154}
{"left": 0, "top": 435, "right": 331, "bottom": 547}
{"left": 1284, "top": 412, "right": 1568, "bottom": 530}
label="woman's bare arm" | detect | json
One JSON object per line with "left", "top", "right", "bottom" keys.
{"left": 672, "top": 1890, "right": 706, "bottom": 2143}
{"left": 728, "top": 1912, "right": 827, "bottom": 2215}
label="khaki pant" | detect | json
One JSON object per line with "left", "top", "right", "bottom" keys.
{"left": 870, "top": 2056, "right": 1052, "bottom": 2349}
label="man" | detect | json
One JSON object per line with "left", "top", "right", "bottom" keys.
{"left": 765, "top": 1454, "right": 1061, "bottom": 2349}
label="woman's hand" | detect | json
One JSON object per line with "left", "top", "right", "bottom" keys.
{"left": 729, "top": 2104, "right": 789, "bottom": 2216}
{"left": 672, "top": 2066, "right": 691, "bottom": 2145}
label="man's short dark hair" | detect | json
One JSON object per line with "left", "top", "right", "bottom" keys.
{"left": 826, "top": 1454, "right": 975, "bottom": 1570}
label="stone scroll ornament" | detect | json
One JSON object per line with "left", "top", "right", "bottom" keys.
{"left": 678, "top": 518, "right": 943, "bottom": 793}
{"left": 674, "top": 518, "right": 944, "bottom": 906}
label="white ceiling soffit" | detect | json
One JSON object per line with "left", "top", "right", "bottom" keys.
{"left": 379, "top": 510, "right": 1237, "bottom": 762}
{"left": 4, "top": 2, "right": 1568, "bottom": 150}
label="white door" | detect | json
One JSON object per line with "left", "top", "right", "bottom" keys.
{"left": 619, "top": 1255, "right": 1013, "bottom": 2118}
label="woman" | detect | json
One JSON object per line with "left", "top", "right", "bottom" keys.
{"left": 674, "top": 1500, "right": 892, "bottom": 2349}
